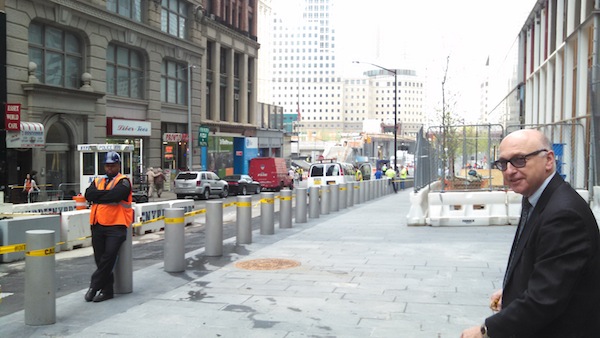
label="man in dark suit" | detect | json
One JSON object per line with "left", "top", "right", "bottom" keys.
{"left": 461, "top": 129, "right": 600, "bottom": 338}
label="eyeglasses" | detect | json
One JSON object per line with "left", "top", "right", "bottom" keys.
{"left": 493, "top": 149, "right": 548, "bottom": 171}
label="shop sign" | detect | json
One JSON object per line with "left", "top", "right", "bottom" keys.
{"left": 163, "top": 133, "right": 189, "bottom": 143}
{"left": 6, "top": 122, "right": 45, "bottom": 148}
{"left": 198, "top": 126, "right": 209, "bottom": 147}
{"left": 5, "top": 103, "right": 21, "bottom": 131}
{"left": 108, "top": 118, "right": 151, "bottom": 136}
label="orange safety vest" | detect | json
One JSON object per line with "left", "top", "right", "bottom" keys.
{"left": 89, "top": 174, "right": 133, "bottom": 227}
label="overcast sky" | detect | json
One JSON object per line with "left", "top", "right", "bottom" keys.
{"left": 272, "top": 0, "right": 539, "bottom": 121}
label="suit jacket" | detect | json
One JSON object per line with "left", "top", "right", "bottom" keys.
{"left": 486, "top": 173, "right": 600, "bottom": 338}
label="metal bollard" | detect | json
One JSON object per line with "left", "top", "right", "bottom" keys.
{"left": 295, "top": 188, "right": 308, "bottom": 223}
{"left": 359, "top": 181, "right": 365, "bottom": 204}
{"left": 279, "top": 189, "right": 293, "bottom": 228}
{"left": 236, "top": 195, "right": 253, "bottom": 244}
{"left": 114, "top": 225, "right": 133, "bottom": 294}
{"left": 354, "top": 181, "right": 361, "bottom": 205}
{"left": 25, "top": 230, "right": 56, "bottom": 326}
{"left": 164, "top": 208, "right": 185, "bottom": 272}
{"left": 309, "top": 186, "right": 320, "bottom": 218}
{"left": 205, "top": 200, "right": 223, "bottom": 256}
{"left": 346, "top": 182, "right": 354, "bottom": 208}
{"left": 260, "top": 192, "right": 275, "bottom": 235}
{"left": 339, "top": 183, "right": 347, "bottom": 210}
{"left": 320, "top": 185, "right": 330, "bottom": 215}
{"left": 330, "top": 183, "right": 339, "bottom": 212}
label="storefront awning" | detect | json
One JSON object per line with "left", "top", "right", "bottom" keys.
{"left": 6, "top": 122, "right": 45, "bottom": 148}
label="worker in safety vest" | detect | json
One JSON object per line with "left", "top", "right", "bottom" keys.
{"left": 355, "top": 169, "right": 363, "bottom": 181}
{"left": 399, "top": 165, "right": 408, "bottom": 190}
{"left": 84, "top": 151, "right": 133, "bottom": 303}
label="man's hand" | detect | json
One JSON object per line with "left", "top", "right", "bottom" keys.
{"left": 490, "top": 289, "right": 502, "bottom": 312}
{"left": 460, "top": 326, "right": 483, "bottom": 338}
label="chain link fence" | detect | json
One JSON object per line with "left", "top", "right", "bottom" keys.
{"left": 506, "top": 123, "right": 588, "bottom": 190}
{"left": 415, "top": 124, "right": 505, "bottom": 192}
{"left": 414, "top": 122, "right": 593, "bottom": 193}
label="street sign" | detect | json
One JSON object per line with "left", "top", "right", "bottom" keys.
{"left": 198, "top": 126, "right": 209, "bottom": 147}
{"left": 5, "top": 103, "right": 21, "bottom": 131}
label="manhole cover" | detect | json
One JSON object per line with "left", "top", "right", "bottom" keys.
{"left": 235, "top": 258, "right": 300, "bottom": 270}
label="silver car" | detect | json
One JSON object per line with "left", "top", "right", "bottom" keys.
{"left": 174, "top": 171, "right": 229, "bottom": 199}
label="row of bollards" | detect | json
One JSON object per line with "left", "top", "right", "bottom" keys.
{"left": 22, "top": 178, "right": 394, "bottom": 326}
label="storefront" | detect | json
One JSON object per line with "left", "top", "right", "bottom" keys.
{"left": 106, "top": 118, "right": 151, "bottom": 185}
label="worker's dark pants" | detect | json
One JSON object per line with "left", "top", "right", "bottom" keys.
{"left": 90, "top": 224, "right": 127, "bottom": 293}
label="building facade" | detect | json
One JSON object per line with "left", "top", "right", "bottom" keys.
{"left": 2, "top": 0, "right": 260, "bottom": 198}
{"left": 507, "top": 0, "right": 599, "bottom": 189}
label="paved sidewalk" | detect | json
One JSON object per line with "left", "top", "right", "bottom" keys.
{"left": 0, "top": 190, "right": 515, "bottom": 337}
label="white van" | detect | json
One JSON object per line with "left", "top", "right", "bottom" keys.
{"left": 306, "top": 161, "right": 357, "bottom": 188}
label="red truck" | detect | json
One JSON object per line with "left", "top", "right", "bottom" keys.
{"left": 248, "top": 157, "right": 293, "bottom": 191}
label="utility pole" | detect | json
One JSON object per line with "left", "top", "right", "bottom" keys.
{"left": 0, "top": 9, "right": 8, "bottom": 202}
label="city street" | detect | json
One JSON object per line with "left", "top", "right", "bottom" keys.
{"left": 0, "top": 193, "right": 267, "bottom": 317}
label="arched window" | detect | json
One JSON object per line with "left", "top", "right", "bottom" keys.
{"left": 28, "top": 22, "right": 83, "bottom": 88}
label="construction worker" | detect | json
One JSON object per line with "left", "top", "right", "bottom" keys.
{"left": 399, "top": 165, "right": 408, "bottom": 190}
{"left": 355, "top": 169, "right": 363, "bottom": 181}
{"left": 385, "top": 166, "right": 397, "bottom": 193}
{"left": 84, "top": 151, "right": 133, "bottom": 303}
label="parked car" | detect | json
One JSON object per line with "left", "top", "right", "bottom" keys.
{"left": 173, "top": 171, "right": 228, "bottom": 199}
{"left": 248, "top": 157, "right": 293, "bottom": 191}
{"left": 223, "top": 174, "right": 262, "bottom": 195}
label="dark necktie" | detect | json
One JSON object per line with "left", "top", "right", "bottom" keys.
{"left": 504, "top": 198, "right": 531, "bottom": 287}
{"left": 515, "top": 198, "right": 532, "bottom": 244}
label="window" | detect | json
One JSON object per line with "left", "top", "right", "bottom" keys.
{"left": 106, "top": 43, "right": 144, "bottom": 99}
{"left": 107, "top": 0, "right": 142, "bottom": 21}
{"left": 28, "top": 22, "right": 83, "bottom": 88}
{"left": 161, "top": 60, "right": 188, "bottom": 105}
{"left": 161, "top": 0, "right": 188, "bottom": 39}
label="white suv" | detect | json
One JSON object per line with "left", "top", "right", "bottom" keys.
{"left": 174, "top": 171, "right": 228, "bottom": 199}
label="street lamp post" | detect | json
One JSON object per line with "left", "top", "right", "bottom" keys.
{"left": 353, "top": 61, "right": 397, "bottom": 168}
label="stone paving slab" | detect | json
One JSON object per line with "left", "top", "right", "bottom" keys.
{"left": 0, "top": 190, "right": 515, "bottom": 337}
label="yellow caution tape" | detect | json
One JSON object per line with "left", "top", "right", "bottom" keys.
{"left": 237, "top": 202, "right": 252, "bottom": 207}
{"left": 280, "top": 196, "right": 293, "bottom": 201}
{"left": 260, "top": 198, "right": 275, "bottom": 204}
{"left": 223, "top": 202, "right": 236, "bottom": 208}
{"left": 132, "top": 215, "right": 166, "bottom": 228}
{"left": 26, "top": 247, "right": 55, "bottom": 257}
{"left": 165, "top": 217, "right": 185, "bottom": 224}
{"left": 0, "top": 243, "right": 26, "bottom": 255}
{"left": 354, "top": 186, "right": 360, "bottom": 189}
{"left": 339, "top": 187, "right": 347, "bottom": 191}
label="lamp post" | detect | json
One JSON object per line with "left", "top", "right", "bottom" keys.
{"left": 353, "top": 61, "right": 397, "bottom": 168}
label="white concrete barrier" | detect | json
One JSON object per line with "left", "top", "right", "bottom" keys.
{"left": 0, "top": 215, "right": 61, "bottom": 263}
{"left": 506, "top": 190, "right": 522, "bottom": 225}
{"left": 427, "top": 190, "right": 509, "bottom": 226}
{"left": 11, "top": 200, "right": 76, "bottom": 214}
{"left": 406, "top": 181, "right": 443, "bottom": 226}
{"left": 134, "top": 201, "right": 169, "bottom": 235}
{"left": 168, "top": 200, "right": 196, "bottom": 225}
{"left": 60, "top": 209, "right": 92, "bottom": 251}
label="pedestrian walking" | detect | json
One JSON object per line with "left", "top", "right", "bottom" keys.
{"left": 154, "top": 168, "right": 166, "bottom": 198}
{"left": 461, "top": 129, "right": 600, "bottom": 338}
{"left": 84, "top": 151, "right": 133, "bottom": 303}
{"left": 146, "top": 167, "right": 156, "bottom": 198}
